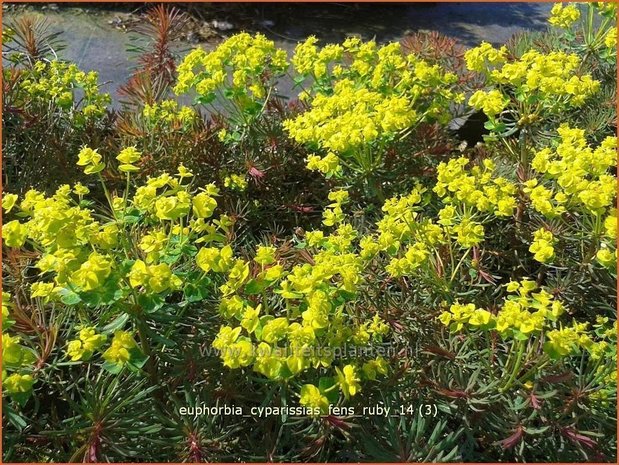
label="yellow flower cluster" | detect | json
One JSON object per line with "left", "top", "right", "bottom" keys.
{"left": 17, "top": 60, "right": 110, "bottom": 119}
{"left": 299, "top": 383, "right": 330, "bottom": 414}
{"left": 142, "top": 99, "right": 196, "bottom": 129}
{"left": 223, "top": 173, "right": 248, "bottom": 191}
{"left": 440, "top": 279, "right": 614, "bottom": 362}
{"left": 102, "top": 330, "right": 139, "bottom": 366}
{"left": 545, "top": 314, "right": 616, "bottom": 361}
{"left": 548, "top": 3, "right": 581, "bottom": 28}
{"left": 605, "top": 26, "right": 617, "bottom": 50}
{"left": 464, "top": 41, "right": 508, "bottom": 73}
{"left": 322, "top": 189, "right": 350, "bottom": 227}
{"left": 2, "top": 26, "right": 14, "bottom": 45}
{"left": 290, "top": 35, "right": 343, "bottom": 78}
{"left": 434, "top": 157, "right": 517, "bottom": 218}
{"left": 1, "top": 149, "right": 237, "bottom": 381}
{"left": 597, "top": 242, "right": 617, "bottom": 269}
{"left": 2, "top": 293, "right": 36, "bottom": 399}
{"left": 129, "top": 260, "right": 183, "bottom": 293}
{"left": 466, "top": 44, "right": 599, "bottom": 114}
{"left": 285, "top": 37, "right": 460, "bottom": 158}
{"left": 529, "top": 228, "right": 555, "bottom": 264}
{"left": 468, "top": 89, "right": 508, "bottom": 117}
{"left": 529, "top": 125, "right": 617, "bottom": 216}
{"left": 66, "top": 327, "right": 107, "bottom": 361}
{"left": 544, "top": 323, "right": 590, "bottom": 358}
{"left": 2, "top": 333, "right": 26, "bottom": 367}
{"left": 77, "top": 146, "right": 105, "bottom": 175}
{"left": 116, "top": 147, "right": 142, "bottom": 173}
{"left": 174, "top": 33, "right": 288, "bottom": 103}
{"left": 201, "top": 209, "right": 391, "bottom": 407}
{"left": 306, "top": 152, "right": 342, "bottom": 178}
{"left": 350, "top": 186, "right": 452, "bottom": 277}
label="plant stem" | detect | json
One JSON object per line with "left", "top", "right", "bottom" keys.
{"left": 500, "top": 339, "right": 526, "bottom": 392}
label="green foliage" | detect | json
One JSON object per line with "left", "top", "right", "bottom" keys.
{"left": 2, "top": 3, "right": 617, "bottom": 462}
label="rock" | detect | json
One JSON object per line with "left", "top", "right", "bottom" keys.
{"left": 211, "top": 20, "right": 234, "bottom": 31}
{"left": 197, "top": 23, "right": 217, "bottom": 41}
{"left": 258, "top": 19, "right": 275, "bottom": 28}
{"left": 186, "top": 31, "right": 200, "bottom": 44}
{"left": 448, "top": 109, "right": 489, "bottom": 146}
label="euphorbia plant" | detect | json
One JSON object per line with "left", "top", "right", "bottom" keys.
{"left": 284, "top": 36, "right": 463, "bottom": 201}
{"left": 1, "top": 146, "right": 394, "bottom": 416}
{"left": 2, "top": 145, "right": 229, "bottom": 389}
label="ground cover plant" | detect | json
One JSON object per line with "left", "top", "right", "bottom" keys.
{"left": 1, "top": 2, "right": 617, "bottom": 462}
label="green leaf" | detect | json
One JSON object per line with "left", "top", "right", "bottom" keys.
{"left": 183, "top": 282, "right": 208, "bottom": 303}
{"left": 11, "top": 390, "right": 32, "bottom": 408}
{"left": 319, "top": 376, "right": 339, "bottom": 404}
{"left": 5, "top": 406, "right": 28, "bottom": 430}
{"left": 129, "top": 348, "right": 148, "bottom": 369}
{"left": 161, "top": 251, "right": 182, "bottom": 265}
{"left": 101, "top": 313, "right": 130, "bottom": 334}
{"left": 195, "top": 93, "right": 216, "bottom": 105}
{"left": 137, "top": 294, "right": 165, "bottom": 313}
{"left": 292, "top": 75, "right": 306, "bottom": 87}
{"left": 245, "top": 278, "right": 267, "bottom": 295}
{"left": 122, "top": 214, "right": 141, "bottom": 225}
{"left": 150, "top": 331, "right": 177, "bottom": 347}
{"left": 102, "top": 361, "right": 123, "bottom": 374}
{"left": 58, "top": 288, "right": 81, "bottom": 305}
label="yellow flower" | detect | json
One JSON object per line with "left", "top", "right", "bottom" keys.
{"left": 116, "top": 147, "right": 141, "bottom": 172}
{"left": 117, "top": 146, "right": 141, "bottom": 164}
{"left": 102, "top": 330, "right": 138, "bottom": 365}
{"left": 155, "top": 195, "right": 190, "bottom": 221}
{"left": 362, "top": 357, "right": 388, "bottom": 380}
{"left": 255, "top": 245, "right": 276, "bottom": 266}
{"left": 549, "top": 3, "right": 580, "bottom": 28}
{"left": 529, "top": 228, "right": 555, "bottom": 263}
{"left": 77, "top": 146, "right": 105, "bottom": 174}
{"left": 464, "top": 41, "right": 508, "bottom": 72}
{"left": 468, "top": 309, "right": 494, "bottom": 327}
{"left": 30, "top": 282, "right": 56, "bottom": 300}
{"left": 177, "top": 163, "right": 193, "bottom": 178}
{"left": 261, "top": 317, "right": 290, "bottom": 344}
{"left": 2, "top": 220, "right": 28, "bottom": 247}
{"left": 221, "top": 339, "right": 254, "bottom": 368}
{"left": 223, "top": 174, "right": 248, "bottom": 191}
{"left": 468, "top": 89, "right": 508, "bottom": 117}
{"left": 196, "top": 245, "right": 234, "bottom": 273}
{"left": 2, "top": 193, "right": 18, "bottom": 213}
{"left": 336, "top": 364, "right": 361, "bottom": 398}
{"left": 67, "top": 340, "right": 86, "bottom": 361}
{"left": 3, "top": 334, "right": 25, "bottom": 365}
{"left": 453, "top": 218, "right": 484, "bottom": 248}
{"left": 597, "top": 246, "right": 616, "bottom": 268}
{"left": 544, "top": 324, "right": 587, "bottom": 359}
{"left": 4, "top": 373, "right": 34, "bottom": 394}
{"left": 240, "top": 305, "right": 261, "bottom": 333}
{"left": 306, "top": 152, "right": 342, "bottom": 177}
{"left": 192, "top": 192, "right": 217, "bottom": 218}
{"left": 70, "top": 252, "right": 113, "bottom": 292}
{"left": 212, "top": 326, "right": 242, "bottom": 351}
{"left": 299, "top": 384, "right": 329, "bottom": 415}
{"left": 605, "top": 27, "right": 617, "bottom": 50}
{"left": 73, "top": 183, "right": 90, "bottom": 197}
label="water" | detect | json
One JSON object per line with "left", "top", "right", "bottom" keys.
{"left": 3, "top": 3, "right": 553, "bottom": 104}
